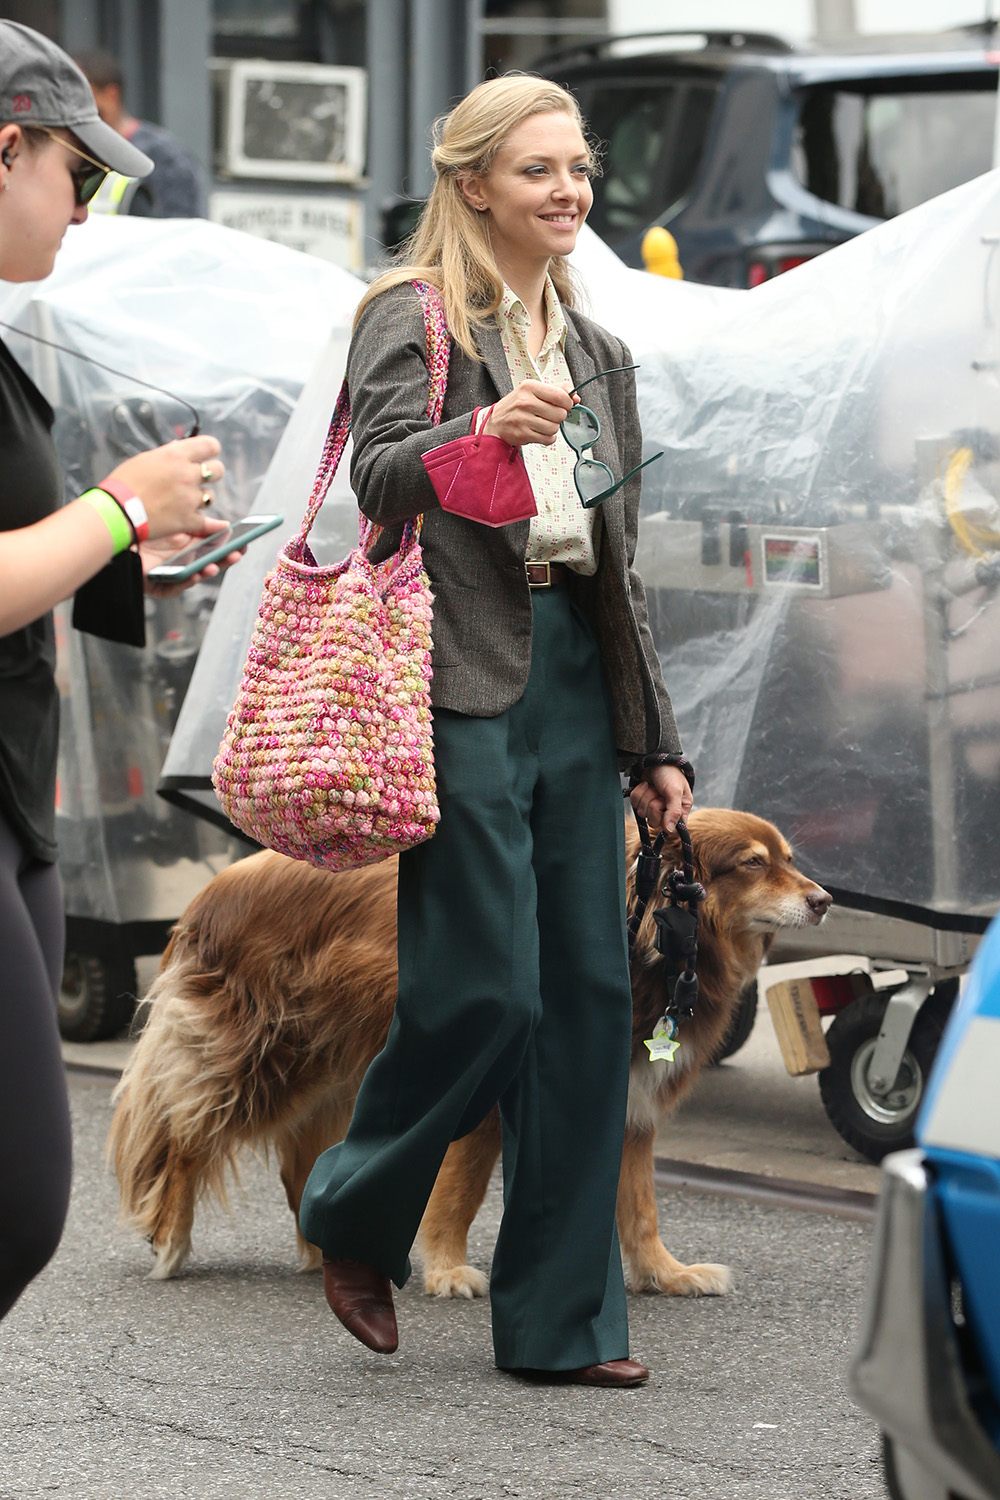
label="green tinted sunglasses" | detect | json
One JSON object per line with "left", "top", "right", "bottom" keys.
{"left": 561, "top": 364, "right": 663, "bottom": 507}
{"left": 39, "top": 127, "right": 111, "bottom": 206}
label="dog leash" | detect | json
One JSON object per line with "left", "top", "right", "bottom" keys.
{"left": 627, "top": 805, "right": 706, "bottom": 1061}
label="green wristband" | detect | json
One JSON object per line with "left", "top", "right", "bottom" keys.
{"left": 79, "top": 488, "right": 134, "bottom": 556}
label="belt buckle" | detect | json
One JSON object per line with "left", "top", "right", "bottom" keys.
{"left": 527, "top": 561, "right": 551, "bottom": 588}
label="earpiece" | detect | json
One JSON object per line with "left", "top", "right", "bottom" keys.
{"left": 1, "top": 146, "right": 12, "bottom": 168}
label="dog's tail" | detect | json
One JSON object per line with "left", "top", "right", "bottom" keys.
{"left": 108, "top": 930, "right": 252, "bottom": 1276}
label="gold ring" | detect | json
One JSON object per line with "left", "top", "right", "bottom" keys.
{"left": 200, "top": 462, "right": 214, "bottom": 483}
{"left": 200, "top": 490, "right": 213, "bottom": 508}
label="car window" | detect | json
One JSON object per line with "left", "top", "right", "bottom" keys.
{"left": 579, "top": 80, "right": 719, "bottom": 240}
{"left": 792, "top": 79, "right": 996, "bottom": 219}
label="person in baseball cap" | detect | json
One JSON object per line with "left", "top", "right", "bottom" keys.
{"left": 0, "top": 20, "right": 153, "bottom": 181}
{"left": 0, "top": 21, "right": 240, "bottom": 1327}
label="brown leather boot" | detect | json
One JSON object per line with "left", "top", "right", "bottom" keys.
{"left": 322, "top": 1257, "right": 398, "bottom": 1354}
{"left": 502, "top": 1358, "right": 650, "bottom": 1387}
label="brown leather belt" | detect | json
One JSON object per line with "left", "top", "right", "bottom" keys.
{"left": 525, "top": 561, "right": 571, "bottom": 588}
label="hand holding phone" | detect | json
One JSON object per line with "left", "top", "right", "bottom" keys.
{"left": 145, "top": 514, "right": 283, "bottom": 582}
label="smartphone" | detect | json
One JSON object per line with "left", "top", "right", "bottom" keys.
{"left": 146, "top": 514, "right": 284, "bottom": 582}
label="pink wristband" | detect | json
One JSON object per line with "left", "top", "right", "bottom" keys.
{"left": 96, "top": 475, "right": 149, "bottom": 544}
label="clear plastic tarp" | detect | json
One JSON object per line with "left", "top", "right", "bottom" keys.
{"left": 0, "top": 215, "right": 361, "bottom": 925}
{"left": 166, "top": 177, "right": 1000, "bottom": 922}
{"left": 581, "top": 175, "right": 1000, "bottom": 919}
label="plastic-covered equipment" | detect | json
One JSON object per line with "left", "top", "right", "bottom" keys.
{"left": 0, "top": 216, "right": 362, "bottom": 1035}
{"left": 584, "top": 172, "right": 1000, "bottom": 922}
{"left": 169, "top": 185, "right": 1000, "bottom": 926}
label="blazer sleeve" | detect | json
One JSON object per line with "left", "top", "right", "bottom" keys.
{"left": 347, "top": 283, "right": 476, "bottom": 526}
{"left": 615, "top": 340, "right": 684, "bottom": 760}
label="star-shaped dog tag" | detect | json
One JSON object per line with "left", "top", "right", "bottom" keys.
{"left": 645, "top": 1025, "right": 680, "bottom": 1063}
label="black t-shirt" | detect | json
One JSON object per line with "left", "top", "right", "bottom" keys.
{"left": 0, "top": 336, "right": 65, "bottom": 863}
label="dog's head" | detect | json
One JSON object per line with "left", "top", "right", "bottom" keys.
{"left": 627, "top": 807, "right": 831, "bottom": 1003}
{"left": 676, "top": 808, "right": 831, "bottom": 935}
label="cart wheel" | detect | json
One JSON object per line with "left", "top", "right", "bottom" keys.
{"left": 59, "top": 951, "right": 138, "bottom": 1042}
{"left": 819, "top": 987, "right": 954, "bottom": 1163}
{"left": 712, "top": 981, "right": 758, "bottom": 1063}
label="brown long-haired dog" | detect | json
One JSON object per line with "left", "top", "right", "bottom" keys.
{"left": 109, "top": 809, "right": 830, "bottom": 1297}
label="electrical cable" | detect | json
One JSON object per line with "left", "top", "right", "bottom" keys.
{"left": 0, "top": 317, "right": 201, "bottom": 435}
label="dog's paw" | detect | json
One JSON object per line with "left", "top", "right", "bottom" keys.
{"left": 148, "top": 1235, "right": 191, "bottom": 1280}
{"left": 629, "top": 1257, "right": 733, "bottom": 1297}
{"left": 423, "top": 1264, "right": 489, "bottom": 1299}
{"left": 297, "top": 1242, "right": 323, "bottom": 1273}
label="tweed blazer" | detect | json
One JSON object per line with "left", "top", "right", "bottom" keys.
{"left": 349, "top": 281, "right": 681, "bottom": 765}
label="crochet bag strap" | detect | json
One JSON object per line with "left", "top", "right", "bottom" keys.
{"left": 293, "top": 280, "right": 452, "bottom": 558}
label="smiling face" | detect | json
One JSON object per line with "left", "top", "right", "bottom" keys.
{"left": 0, "top": 125, "right": 90, "bottom": 284}
{"left": 459, "top": 110, "right": 594, "bottom": 279}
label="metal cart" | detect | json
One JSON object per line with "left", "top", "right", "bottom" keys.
{"left": 626, "top": 172, "right": 1000, "bottom": 1157}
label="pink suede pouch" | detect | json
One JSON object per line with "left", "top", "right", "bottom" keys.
{"left": 421, "top": 413, "right": 537, "bottom": 527}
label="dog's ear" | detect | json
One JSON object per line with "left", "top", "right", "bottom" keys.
{"left": 671, "top": 816, "right": 749, "bottom": 888}
{"left": 658, "top": 825, "right": 712, "bottom": 888}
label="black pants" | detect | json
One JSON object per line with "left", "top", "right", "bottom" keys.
{"left": 0, "top": 806, "right": 71, "bottom": 1321}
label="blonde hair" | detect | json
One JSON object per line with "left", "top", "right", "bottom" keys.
{"left": 356, "top": 75, "right": 594, "bottom": 358}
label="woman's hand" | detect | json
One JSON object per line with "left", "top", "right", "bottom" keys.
{"left": 484, "top": 380, "right": 577, "bottom": 447}
{"left": 108, "top": 436, "right": 226, "bottom": 542}
{"left": 629, "top": 764, "right": 693, "bottom": 834}
{"left": 139, "top": 521, "right": 245, "bottom": 600}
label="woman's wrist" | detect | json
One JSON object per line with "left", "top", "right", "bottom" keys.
{"left": 94, "top": 475, "right": 150, "bottom": 545}
{"left": 627, "top": 752, "right": 695, "bottom": 793}
{"left": 77, "top": 489, "right": 134, "bottom": 557}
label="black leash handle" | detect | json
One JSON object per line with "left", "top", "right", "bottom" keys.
{"left": 627, "top": 805, "right": 706, "bottom": 1022}
{"left": 627, "top": 811, "right": 663, "bottom": 951}
{"left": 627, "top": 810, "right": 704, "bottom": 949}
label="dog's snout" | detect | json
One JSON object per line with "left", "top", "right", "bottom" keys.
{"left": 806, "top": 887, "right": 832, "bottom": 917}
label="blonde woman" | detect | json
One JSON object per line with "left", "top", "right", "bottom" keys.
{"left": 299, "top": 75, "right": 692, "bottom": 1387}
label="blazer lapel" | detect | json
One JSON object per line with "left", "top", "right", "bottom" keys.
{"left": 563, "top": 311, "right": 627, "bottom": 565}
{"left": 475, "top": 319, "right": 515, "bottom": 401}
{"left": 563, "top": 318, "right": 617, "bottom": 473}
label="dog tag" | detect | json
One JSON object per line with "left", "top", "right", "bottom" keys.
{"left": 645, "top": 1015, "right": 679, "bottom": 1063}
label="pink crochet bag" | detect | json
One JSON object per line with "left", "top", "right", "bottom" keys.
{"left": 212, "top": 281, "right": 450, "bottom": 871}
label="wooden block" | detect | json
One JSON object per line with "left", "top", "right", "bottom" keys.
{"left": 766, "top": 979, "right": 832, "bottom": 1076}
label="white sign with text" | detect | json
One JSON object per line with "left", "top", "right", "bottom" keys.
{"left": 210, "top": 191, "right": 363, "bottom": 272}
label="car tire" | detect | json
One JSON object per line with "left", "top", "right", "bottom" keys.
{"left": 818, "top": 986, "right": 955, "bottom": 1163}
{"left": 711, "top": 981, "right": 758, "bottom": 1063}
{"left": 59, "top": 951, "right": 138, "bottom": 1043}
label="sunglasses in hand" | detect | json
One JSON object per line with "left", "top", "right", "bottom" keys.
{"left": 561, "top": 364, "right": 663, "bottom": 507}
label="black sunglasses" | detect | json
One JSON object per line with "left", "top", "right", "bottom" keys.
{"left": 561, "top": 364, "right": 663, "bottom": 507}
{"left": 39, "top": 127, "right": 111, "bottom": 206}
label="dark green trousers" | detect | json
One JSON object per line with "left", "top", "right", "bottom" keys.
{"left": 299, "top": 589, "right": 633, "bottom": 1370}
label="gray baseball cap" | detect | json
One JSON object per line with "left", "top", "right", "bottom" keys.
{"left": 0, "top": 20, "right": 153, "bottom": 178}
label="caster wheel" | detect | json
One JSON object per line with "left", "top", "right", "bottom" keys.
{"left": 59, "top": 951, "right": 138, "bottom": 1042}
{"left": 819, "top": 985, "right": 955, "bottom": 1163}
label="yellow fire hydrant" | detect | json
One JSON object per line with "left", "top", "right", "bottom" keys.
{"left": 641, "top": 226, "right": 683, "bottom": 279}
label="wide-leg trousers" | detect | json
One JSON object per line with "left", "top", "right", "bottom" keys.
{"left": 299, "top": 588, "right": 635, "bottom": 1370}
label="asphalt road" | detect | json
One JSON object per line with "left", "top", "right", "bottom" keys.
{"left": 0, "top": 1072, "right": 885, "bottom": 1500}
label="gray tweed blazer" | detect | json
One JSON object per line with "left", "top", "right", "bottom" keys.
{"left": 349, "top": 282, "right": 681, "bottom": 765}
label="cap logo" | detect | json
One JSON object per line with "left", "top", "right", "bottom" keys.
{"left": 12, "top": 95, "right": 32, "bottom": 114}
